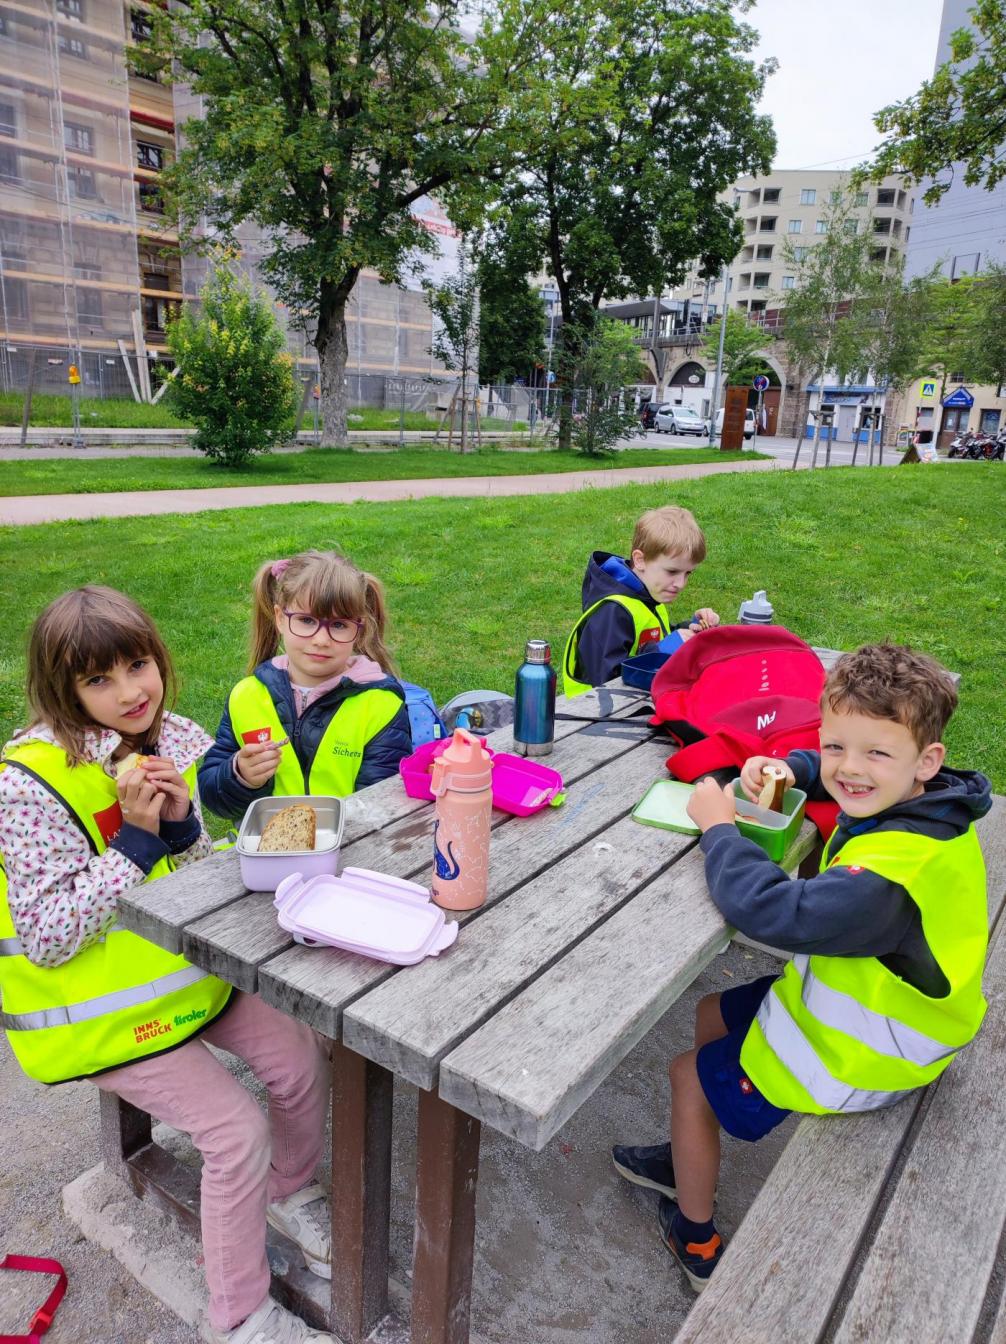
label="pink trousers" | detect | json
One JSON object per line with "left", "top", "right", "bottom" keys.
{"left": 96, "top": 991, "right": 329, "bottom": 1331}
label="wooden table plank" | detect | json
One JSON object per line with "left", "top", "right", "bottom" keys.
{"left": 181, "top": 890, "right": 291, "bottom": 992}
{"left": 118, "top": 848, "right": 249, "bottom": 954}
{"left": 343, "top": 806, "right": 696, "bottom": 1089}
{"left": 259, "top": 737, "right": 674, "bottom": 1038}
{"left": 438, "top": 823, "right": 818, "bottom": 1151}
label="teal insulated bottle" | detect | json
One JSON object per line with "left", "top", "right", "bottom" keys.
{"left": 513, "top": 639, "right": 557, "bottom": 757}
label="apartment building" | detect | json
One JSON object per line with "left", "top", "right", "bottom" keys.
{"left": 0, "top": 0, "right": 451, "bottom": 398}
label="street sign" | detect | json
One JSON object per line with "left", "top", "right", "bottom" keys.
{"left": 752, "top": 374, "right": 770, "bottom": 392}
{"left": 546, "top": 371, "right": 556, "bottom": 384}
{"left": 942, "top": 387, "right": 974, "bottom": 408}
{"left": 920, "top": 381, "right": 936, "bottom": 398}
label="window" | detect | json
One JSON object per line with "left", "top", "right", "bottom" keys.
{"left": 781, "top": 275, "right": 795, "bottom": 290}
{"left": 876, "top": 188, "right": 895, "bottom": 206}
{"left": 948, "top": 371, "right": 965, "bottom": 384}
{"left": 980, "top": 409, "right": 1001, "bottom": 435}
{"left": 762, "top": 188, "right": 780, "bottom": 203}
{"left": 745, "top": 216, "right": 757, "bottom": 233}
{"left": 897, "top": 190, "right": 906, "bottom": 209}
{"left": 873, "top": 217, "right": 891, "bottom": 235}
{"left": 137, "top": 180, "right": 163, "bottom": 212}
{"left": 855, "top": 190, "right": 868, "bottom": 206}
{"left": 136, "top": 141, "right": 163, "bottom": 171}
{"left": 830, "top": 190, "right": 842, "bottom": 204}
{"left": 56, "top": 0, "right": 84, "bottom": 18}
{"left": 58, "top": 33, "right": 88, "bottom": 58}
{"left": 871, "top": 247, "right": 888, "bottom": 263}
{"left": 2, "top": 221, "right": 27, "bottom": 261}
{"left": 76, "top": 287, "right": 103, "bottom": 325}
{"left": 753, "top": 272, "right": 771, "bottom": 289}
{"left": 64, "top": 121, "right": 94, "bottom": 155}
{"left": 3, "top": 277, "right": 27, "bottom": 320}
{"left": 792, "top": 246, "right": 808, "bottom": 262}
{"left": 738, "top": 272, "right": 751, "bottom": 290}
{"left": 843, "top": 219, "right": 858, "bottom": 235}
{"left": 951, "top": 252, "right": 981, "bottom": 279}
{"left": 815, "top": 219, "right": 828, "bottom": 234}
{"left": 130, "top": 8, "right": 152, "bottom": 40}
{"left": 68, "top": 166, "right": 97, "bottom": 198}
{"left": 905, "top": 227, "right": 911, "bottom": 244}
{"left": 740, "top": 246, "right": 754, "bottom": 262}
{"left": 756, "top": 244, "right": 773, "bottom": 260}
{"left": 0, "top": 101, "right": 15, "bottom": 181}
{"left": 748, "top": 189, "right": 761, "bottom": 206}
{"left": 749, "top": 299, "right": 767, "bottom": 313}
{"left": 892, "top": 219, "right": 902, "bottom": 237}
{"left": 800, "top": 188, "right": 816, "bottom": 205}
{"left": 788, "top": 219, "right": 803, "bottom": 234}
{"left": 760, "top": 216, "right": 776, "bottom": 232}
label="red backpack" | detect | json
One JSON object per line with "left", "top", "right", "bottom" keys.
{"left": 649, "top": 625, "right": 838, "bottom": 836}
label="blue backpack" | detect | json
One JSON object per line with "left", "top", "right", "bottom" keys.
{"left": 401, "top": 681, "right": 448, "bottom": 746}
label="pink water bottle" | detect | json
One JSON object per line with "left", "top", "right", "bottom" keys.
{"left": 430, "top": 728, "right": 493, "bottom": 911}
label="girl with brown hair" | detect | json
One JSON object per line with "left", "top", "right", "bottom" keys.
{"left": 198, "top": 549, "right": 411, "bottom": 820}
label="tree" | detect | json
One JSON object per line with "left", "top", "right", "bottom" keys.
{"left": 778, "top": 196, "right": 876, "bottom": 463}
{"left": 423, "top": 241, "right": 480, "bottom": 452}
{"left": 166, "top": 262, "right": 296, "bottom": 466}
{"left": 568, "top": 317, "right": 645, "bottom": 457}
{"left": 871, "top": 0, "right": 1006, "bottom": 204}
{"left": 702, "top": 311, "right": 771, "bottom": 387}
{"left": 960, "top": 264, "right": 1006, "bottom": 389}
{"left": 142, "top": 0, "right": 546, "bottom": 447}
{"left": 491, "top": 0, "right": 776, "bottom": 446}
{"left": 477, "top": 237, "right": 546, "bottom": 387}
{"left": 912, "top": 274, "right": 981, "bottom": 401}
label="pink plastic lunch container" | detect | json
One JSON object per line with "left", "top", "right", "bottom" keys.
{"left": 399, "top": 739, "right": 563, "bottom": 816}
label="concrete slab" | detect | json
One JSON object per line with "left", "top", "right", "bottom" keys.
{"left": 24, "top": 941, "right": 795, "bottom": 1343}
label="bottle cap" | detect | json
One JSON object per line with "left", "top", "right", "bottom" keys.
{"left": 431, "top": 727, "right": 493, "bottom": 795}
{"left": 524, "top": 639, "right": 551, "bottom": 664}
{"left": 738, "top": 590, "right": 774, "bottom": 623}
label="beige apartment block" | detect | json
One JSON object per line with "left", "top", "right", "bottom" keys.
{"left": 0, "top": 0, "right": 448, "bottom": 400}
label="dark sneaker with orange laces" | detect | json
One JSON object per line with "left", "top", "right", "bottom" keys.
{"left": 657, "top": 1196, "right": 724, "bottom": 1292}
{"left": 611, "top": 1142, "right": 676, "bottom": 1198}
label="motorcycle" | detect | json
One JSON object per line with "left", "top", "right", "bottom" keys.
{"left": 947, "top": 432, "right": 972, "bottom": 459}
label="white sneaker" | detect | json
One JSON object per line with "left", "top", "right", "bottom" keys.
{"left": 266, "top": 1182, "right": 332, "bottom": 1280}
{"left": 208, "top": 1296, "right": 336, "bottom": 1343}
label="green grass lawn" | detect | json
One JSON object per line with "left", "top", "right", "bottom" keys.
{"left": 0, "top": 446, "right": 761, "bottom": 496}
{"left": 1, "top": 463, "right": 1003, "bottom": 794}
{"left": 0, "top": 391, "right": 523, "bottom": 434}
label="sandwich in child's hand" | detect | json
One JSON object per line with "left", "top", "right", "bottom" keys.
{"left": 258, "top": 803, "right": 317, "bottom": 852}
{"left": 114, "top": 752, "right": 149, "bottom": 779}
{"left": 758, "top": 764, "right": 788, "bottom": 813}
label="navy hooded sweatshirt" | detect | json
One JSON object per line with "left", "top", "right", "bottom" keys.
{"left": 699, "top": 752, "right": 992, "bottom": 997}
{"left": 573, "top": 551, "right": 697, "bottom": 688}
{"left": 198, "top": 657, "right": 412, "bottom": 821}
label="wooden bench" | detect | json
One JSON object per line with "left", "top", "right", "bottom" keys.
{"left": 673, "top": 794, "right": 1006, "bottom": 1344}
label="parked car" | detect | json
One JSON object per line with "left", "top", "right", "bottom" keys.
{"left": 654, "top": 405, "right": 706, "bottom": 436}
{"left": 703, "top": 407, "right": 756, "bottom": 440}
{"left": 639, "top": 400, "right": 668, "bottom": 429}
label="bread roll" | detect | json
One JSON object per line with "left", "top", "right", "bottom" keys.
{"left": 114, "top": 752, "right": 149, "bottom": 779}
{"left": 258, "top": 803, "right": 317, "bottom": 852}
{"left": 758, "top": 765, "right": 788, "bottom": 812}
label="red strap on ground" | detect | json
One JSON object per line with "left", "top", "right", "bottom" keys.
{"left": 0, "top": 1255, "right": 67, "bottom": 1344}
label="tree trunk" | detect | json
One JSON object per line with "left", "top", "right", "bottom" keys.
{"left": 315, "top": 284, "right": 351, "bottom": 448}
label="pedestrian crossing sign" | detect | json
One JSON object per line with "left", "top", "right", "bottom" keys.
{"left": 921, "top": 381, "right": 936, "bottom": 398}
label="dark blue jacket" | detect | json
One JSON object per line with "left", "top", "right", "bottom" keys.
{"left": 198, "top": 659, "right": 412, "bottom": 821}
{"left": 699, "top": 755, "right": 992, "bottom": 997}
{"left": 575, "top": 551, "right": 696, "bottom": 687}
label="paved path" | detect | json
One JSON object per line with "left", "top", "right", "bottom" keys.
{"left": 0, "top": 458, "right": 777, "bottom": 526}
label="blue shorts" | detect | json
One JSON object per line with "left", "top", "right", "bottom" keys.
{"left": 695, "top": 975, "right": 791, "bottom": 1142}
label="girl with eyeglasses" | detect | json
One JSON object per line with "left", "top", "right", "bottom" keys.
{"left": 198, "top": 549, "right": 412, "bottom": 821}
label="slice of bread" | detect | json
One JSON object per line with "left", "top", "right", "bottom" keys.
{"left": 758, "top": 765, "right": 788, "bottom": 812}
{"left": 258, "top": 803, "right": 317, "bottom": 852}
{"left": 114, "top": 752, "right": 149, "bottom": 779}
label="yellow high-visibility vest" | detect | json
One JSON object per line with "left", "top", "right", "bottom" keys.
{"left": 562, "top": 594, "right": 670, "bottom": 697}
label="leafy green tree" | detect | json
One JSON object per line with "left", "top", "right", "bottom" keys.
{"left": 492, "top": 0, "right": 775, "bottom": 446}
{"left": 702, "top": 311, "right": 771, "bottom": 387}
{"left": 960, "top": 264, "right": 1006, "bottom": 389}
{"left": 166, "top": 263, "right": 296, "bottom": 466}
{"left": 142, "top": 0, "right": 546, "bottom": 446}
{"left": 912, "top": 274, "right": 981, "bottom": 401}
{"left": 423, "top": 241, "right": 480, "bottom": 452}
{"left": 477, "top": 240, "right": 546, "bottom": 387}
{"left": 569, "top": 317, "right": 645, "bottom": 456}
{"left": 871, "top": 0, "right": 1006, "bottom": 204}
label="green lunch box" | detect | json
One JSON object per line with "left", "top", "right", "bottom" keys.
{"left": 731, "top": 779, "right": 807, "bottom": 861}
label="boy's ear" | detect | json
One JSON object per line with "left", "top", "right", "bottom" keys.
{"left": 630, "top": 548, "right": 646, "bottom": 572}
{"left": 916, "top": 741, "right": 945, "bottom": 782}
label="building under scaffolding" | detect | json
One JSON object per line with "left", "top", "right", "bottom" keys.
{"left": 0, "top": 0, "right": 455, "bottom": 405}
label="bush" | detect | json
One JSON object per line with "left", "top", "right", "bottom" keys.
{"left": 166, "top": 263, "right": 296, "bottom": 466}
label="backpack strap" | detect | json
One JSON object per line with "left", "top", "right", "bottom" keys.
{"left": 0, "top": 1255, "right": 68, "bottom": 1343}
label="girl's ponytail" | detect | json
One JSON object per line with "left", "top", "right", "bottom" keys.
{"left": 357, "top": 572, "right": 396, "bottom": 675}
{"left": 248, "top": 561, "right": 283, "bottom": 672}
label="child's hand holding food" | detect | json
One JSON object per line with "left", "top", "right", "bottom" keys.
{"left": 686, "top": 776, "right": 737, "bottom": 831}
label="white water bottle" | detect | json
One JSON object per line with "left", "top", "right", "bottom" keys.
{"left": 738, "top": 590, "right": 774, "bottom": 624}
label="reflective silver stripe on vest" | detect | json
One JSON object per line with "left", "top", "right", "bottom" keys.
{"left": 0, "top": 964, "right": 209, "bottom": 1032}
{"left": 0, "top": 936, "right": 22, "bottom": 956}
{"left": 756, "top": 990, "right": 910, "bottom": 1113}
{"left": 791, "top": 955, "right": 959, "bottom": 1069}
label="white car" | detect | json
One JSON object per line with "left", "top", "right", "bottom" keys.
{"left": 704, "top": 407, "right": 756, "bottom": 440}
{"left": 654, "top": 405, "right": 706, "bottom": 436}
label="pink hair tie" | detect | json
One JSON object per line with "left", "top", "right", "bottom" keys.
{"left": 270, "top": 559, "right": 291, "bottom": 580}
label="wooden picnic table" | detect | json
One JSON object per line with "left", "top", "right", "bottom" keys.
{"left": 110, "top": 675, "right": 820, "bottom": 1343}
